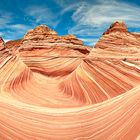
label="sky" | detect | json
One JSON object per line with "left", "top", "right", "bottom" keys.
{"left": 0, "top": 0, "right": 140, "bottom": 46}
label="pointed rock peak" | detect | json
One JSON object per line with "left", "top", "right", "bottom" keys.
{"left": 34, "top": 25, "right": 57, "bottom": 35}
{"left": 23, "top": 25, "right": 57, "bottom": 40}
{"left": 110, "top": 21, "right": 128, "bottom": 30}
{"left": 103, "top": 21, "right": 128, "bottom": 35}
{"left": 0, "top": 37, "right": 5, "bottom": 46}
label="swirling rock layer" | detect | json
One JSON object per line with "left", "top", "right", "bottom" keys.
{"left": 0, "top": 22, "right": 140, "bottom": 140}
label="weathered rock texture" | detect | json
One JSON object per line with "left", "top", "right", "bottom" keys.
{"left": 93, "top": 21, "right": 140, "bottom": 66}
{"left": 95, "top": 21, "right": 140, "bottom": 51}
{"left": 0, "top": 22, "right": 140, "bottom": 140}
{"left": 5, "top": 39, "right": 23, "bottom": 50}
{"left": 21, "top": 25, "right": 90, "bottom": 55}
{"left": 18, "top": 25, "right": 90, "bottom": 76}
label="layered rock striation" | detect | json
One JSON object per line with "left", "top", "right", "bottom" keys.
{"left": 18, "top": 25, "right": 90, "bottom": 76}
{"left": 95, "top": 21, "right": 140, "bottom": 51}
{"left": 21, "top": 25, "right": 90, "bottom": 55}
{"left": 0, "top": 22, "right": 140, "bottom": 140}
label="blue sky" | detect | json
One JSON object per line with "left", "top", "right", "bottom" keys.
{"left": 0, "top": 0, "right": 140, "bottom": 46}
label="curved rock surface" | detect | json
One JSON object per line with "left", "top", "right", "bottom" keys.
{"left": 19, "top": 25, "right": 90, "bottom": 76}
{"left": 0, "top": 22, "right": 140, "bottom": 140}
{"left": 22, "top": 25, "right": 89, "bottom": 54}
{"left": 95, "top": 21, "right": 140, "bottom": 51}
{"left": 93, "top": 21, "right": 140, "bottom": 66}
{"left": 5, "top": 39, "right": 23, "bottom": 50}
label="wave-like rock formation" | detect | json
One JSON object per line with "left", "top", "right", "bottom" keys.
{"left": 18, "top": 25, "right": 90, "bottom": 76}
{"left": 0, "top": 22, "right": 140, "bottom": 140}
{"left": 5, "top": 39, "right": 23, "bottom": 51}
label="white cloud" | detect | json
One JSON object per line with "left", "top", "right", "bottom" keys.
{"left": 25, "top": 6, "right": 59, "bottom": 27}
{"left": 1, "top": 0, "right": 140, "bottom": 46}
{"left": 53, "top": 0, "right": 66, "bottom": 7}
{"left": 68, "top": 0, "right": 140, "bottom": 45}
{"left": 78, "top": 37, "right": 98, "bottom": 46}
{"left": 0, "top": 12, "right": 13, "bottom": 26}
{"left": 0, "top": 32, "right": 3, "bottom": 36}
{"left": 60, "top": 3, "right": 78, "bottom": 15}
{"left": 54, "top": 0, "right": 85, "bottom": 15}
{"left": 69, "top": 24, "right": 105, "bottom": 37}
{"left": 60, "top": 2, "right": 84, "bottom": 15}
{"left": 72, "top": 0, "right": 140, "bottom": 26}
{"left": 54, "top": 0, "right": 79, "bottom": 8}
{"left": 1, "top": 24, "right": 32, "bottom": 41}
{"left": 9, "top": 24, "right": 31, "bottom": 30}
{"left": 11, "top": 24, "right": 32, "bottom": 37}
{"left": 0, "top": 12, "right": 29, "bottom": 40}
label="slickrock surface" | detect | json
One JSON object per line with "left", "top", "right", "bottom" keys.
{"left": 0, "top": 22, "right": 140, "bottom": 140}
{"left": 95, "top": 21, "right": 140, "bottom": 51}
{"left": 22, "top": 25, "right": 90, "bottom": 55}
{"left": 93, "top": 21, "right": 140, "bottom": 66}
{"left": 19, "top": 25, "right": 90, "bottom": 76}
{"left": 5, "top": 39, "right": 23, "bottom": 50}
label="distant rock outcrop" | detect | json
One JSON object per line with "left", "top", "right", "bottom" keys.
{"left": 20, "top": 25, "right": 90, "bottom": 56}
{"left": 23, "top": 25, "right": 58, "bottom": 40}
{"left": 23, "top": 25, "right": 83, "bottom": 46}
{"left": 103, "top": 21, "right": 128, "bottom": 35}
{"left": 17, "top": 25, "right": 91, "bottom": 76}
{"left": 94, "top": 21, "right": 140, "bottom": 52}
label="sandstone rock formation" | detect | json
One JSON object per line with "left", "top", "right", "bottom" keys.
{"left": 18, "top": 25, "right": 90, "bottom": 76}
{"left": 0, "top": 22, "right": 140, "bottom": 140}
{"left": 93, "top": 21, "right": 140, "bottom": 66}
{"left": 5, "top": 39, "right": 23, "bottom": 50}
{"left": 0, "top": 37, "right": 5, "bottom": 46}
{"left": 103, "top": 21, "right": 128, "bottom": 35}
{"left": 22, "top": 25, "right": 89, "bottom": 54}
{"left": 95, "top": 21, "right": 140, "bottom": 51}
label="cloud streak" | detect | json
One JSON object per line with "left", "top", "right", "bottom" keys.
{"left": 0, "top": 12, "right": 13, "bottom": 26}
{"left": 1, "top": 0, "right": 140, "bottom": 46}
{"left": 68, "top": 0, "right": 140, "bottom": 45}
{"left": 0, "top": 15, "right": 31, "bottom": 41}
{"left": 25, "top": 5, "right": 60, "bottom": 28}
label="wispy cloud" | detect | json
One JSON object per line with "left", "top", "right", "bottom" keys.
{"left": 8, "top": 24, "right": 32, "bottom": 38}
{"left": 1, "top": 24, "right": 31, "bottom": 41}
{"left": 0, "top": 12, "right": 31, "bottom": 41}
{"left": 0, "top": 32, "right": 3, "bottom": 36}
{"left": 78, "top": 37, "right": 98, "bottom": 46}
{"left": 1, "top": 0, "right": 140, "bottom": 46}
{"left": 61, "top": 2, "right": 86, "bottom": 15}
{"left": 72, "top": 1, "right": 140, "bottom": 26}
{"left": 0, "top": 4, "right": 60, "bottom": 41}
{"left": 0, "top": 12, "right": 13, "bottom": 26}
{"left": 54, "top": 0, "right": 85, "bottom": 16}
{"left": 25, "top": 5, "right": 59, "bottom": 27}
{"left": 9, "top": 24, "right": 31, "bottom": 30}
{"left": 60, "top": 3, "right": 79, "bottom": 15}
{"left": 68, "top": 0, "right": 140, "bottom": 46}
